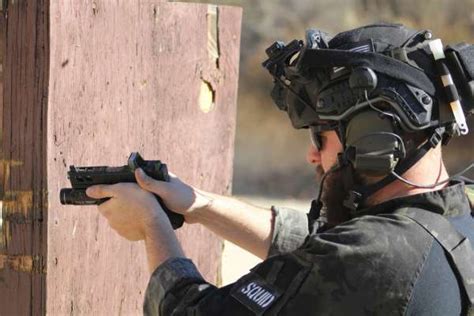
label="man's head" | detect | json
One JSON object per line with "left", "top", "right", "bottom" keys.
{"left": 263, "top": 23, "right": 474, "bottom": 219}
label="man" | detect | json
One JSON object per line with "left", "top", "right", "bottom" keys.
{"left": 87, "top": 23, "right": 474, "bottom": 315}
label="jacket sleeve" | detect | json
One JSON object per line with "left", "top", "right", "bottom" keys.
{"left": 143, "top": 214, "right": 444, "bottom": 316}
{"left": 143, "top": 257, "right": 262, "bottom": 316}
{"left": 268, "top": 206, "right": 309, "bottom": 257}
{"left": 143, "top": 207, "right": 310, "bottom": 315}
{"left": 143, "top": 257, "right": 210, "bottom": 315}
{"left": 143, "top": 254, "right": 312, "bottom": 316}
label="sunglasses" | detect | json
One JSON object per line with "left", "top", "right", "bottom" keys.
{"left": 309, "top": 123, "right": 337, "bottom": 150}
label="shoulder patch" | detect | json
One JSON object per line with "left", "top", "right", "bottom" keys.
{"left": 230, "top": 274, "right": 282, "bottom": 315}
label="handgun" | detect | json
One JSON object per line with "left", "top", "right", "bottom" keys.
{"left": 60, "top": 152, "right": 184, "bottom": 229}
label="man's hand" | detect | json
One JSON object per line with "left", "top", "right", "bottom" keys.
{"left": 134, "top": 168, "right": 211, "bottom": 223}
{"left": 86, "top": 181, "right": 165, "bottom": 241}
{"left": 86, "top": 177, "right": 185, "bottom": 272}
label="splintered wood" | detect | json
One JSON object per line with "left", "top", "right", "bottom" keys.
{"left": 0, "top": 1, "right": 241, "bottom": 315}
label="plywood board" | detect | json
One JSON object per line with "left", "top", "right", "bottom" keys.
{"left": 0, "top": 1, "right": 241, "bottom": 315}
{"left": 46, "top": 2, "right": 241, "bottom": 315}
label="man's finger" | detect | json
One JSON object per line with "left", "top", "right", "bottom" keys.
{"left": 135, "top": 168, "right": 168, "bottom": 196}
{"left": 86, "top": 185, "right": 116, "bottom": 199}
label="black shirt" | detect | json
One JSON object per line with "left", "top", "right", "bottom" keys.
{"left": 143, "top": 182, "right": 474, "bottom": 315}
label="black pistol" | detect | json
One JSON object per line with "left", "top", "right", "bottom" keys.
{"left": 60, "top": 152, "right": 184, "bottom": 230}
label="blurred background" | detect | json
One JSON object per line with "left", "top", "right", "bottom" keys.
{"left": 173, "top": 0, "right": 474, "bottom": 201}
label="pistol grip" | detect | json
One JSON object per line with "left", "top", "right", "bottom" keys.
{"left": 153, "top": 194, "right": 184, "bottom": 230}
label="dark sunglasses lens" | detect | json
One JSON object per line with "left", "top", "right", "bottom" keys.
{"left": 310, "top": 129, "right": 323, "bottom": 150}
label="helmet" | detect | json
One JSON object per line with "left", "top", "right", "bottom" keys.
{"left": 262, "top": 23, "right": 474, "bottom": 210}
{"left": 263, "top": 23, "right": 473, "bottom": 132}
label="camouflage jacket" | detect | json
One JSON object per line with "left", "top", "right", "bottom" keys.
{"left": 143, "top": 181, "right": 474, "bottom": 315}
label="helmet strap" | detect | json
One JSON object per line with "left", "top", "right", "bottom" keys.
{"left": 342, "top": 126, "right": 446, "bottom": 213}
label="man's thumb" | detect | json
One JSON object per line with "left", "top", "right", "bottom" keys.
{"left": 135, "top": 168, "right": 167, "bottom": 195}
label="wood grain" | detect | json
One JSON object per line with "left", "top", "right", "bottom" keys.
{"left": 48, "top": 1, "right": 240, "bottom": 315}
{"left": 0, "top": 1, "right": 241, "bottom": 315}
{"left": 0, "top": 0, "right": 49, "bottom": 315}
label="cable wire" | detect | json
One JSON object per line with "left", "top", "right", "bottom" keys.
{"left": 364, "top": 90, "right": 404, "bottom": 127}
{"left": 391, "top": 162, "right": 474, "bottom": 189}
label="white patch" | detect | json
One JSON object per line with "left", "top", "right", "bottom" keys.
{"left": 429, "top": 39, "right": 446, "bottom": 60}
{"left": 239, "top": 282, "right": 276, "bottom": 308}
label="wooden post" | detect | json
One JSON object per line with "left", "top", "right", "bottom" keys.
{"left": 0, "top": 1, "right": 241, "bottom": 314}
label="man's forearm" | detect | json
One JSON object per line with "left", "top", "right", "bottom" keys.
{"left": 187, "top": 190, "right": 275, "bottom": 259}
{"left": 144, "top": 220, "right": 186, "bottom": 273}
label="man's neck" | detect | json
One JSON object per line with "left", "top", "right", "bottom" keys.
{"left": 367, "top": 147, "right": 449, "bottom": 206}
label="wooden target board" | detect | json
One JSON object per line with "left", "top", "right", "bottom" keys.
{"left": 0, "top": 1, "right": 241, "bottom": 314}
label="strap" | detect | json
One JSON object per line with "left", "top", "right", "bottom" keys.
{"left": 397, "top": 208, "right": 474, "bottom": 315}
{"left": 346, "top": 132, "right": 436, "bottom": 212}
{"left": 346, "top": 127, "right": 446, "bottom": 212}
{"left": 362, "top": 138, "right": 432, "bottom": 194}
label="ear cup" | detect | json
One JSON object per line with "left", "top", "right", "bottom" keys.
{"left": 345, "top": 110, "right": 404, "bottom": 177}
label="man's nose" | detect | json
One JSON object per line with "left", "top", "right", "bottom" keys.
{"left": 306, "top": 144, "right": 321, "bottom": 165}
